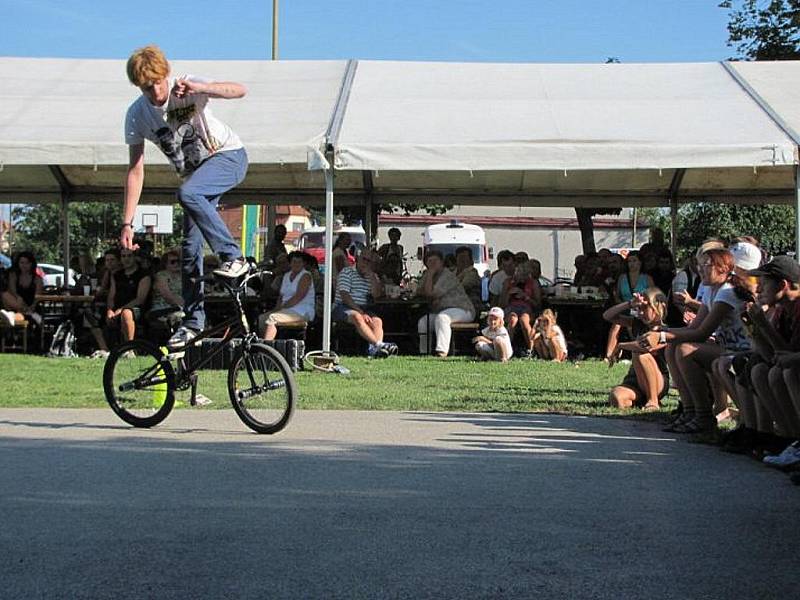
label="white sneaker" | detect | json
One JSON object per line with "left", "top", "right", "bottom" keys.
{"left": 194, "top": 394, "right": 213, "bottom": 407}
{"left": 213, "top": 257, "right": 250, "bottom": 279}
{"left": 0, "top": 309, "right": 15, "bottom": 327}
{"left": 168, "top": 326, "right": 198, "bottom": 349}
{"left": 763, "top": 441, "right": 800, "bottom": 470}
{"left": 90, "top": 349, "right": 110, "bottom": 360}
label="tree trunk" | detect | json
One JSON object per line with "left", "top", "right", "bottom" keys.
{"left": 575, "top": 208, "right": 596, "bottom": 255}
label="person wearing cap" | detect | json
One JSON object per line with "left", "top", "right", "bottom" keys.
{"left": 472, "top": 306, "right": 512, "bottom": 362}
{"left": 726, "top": 255, "right": 800, "bottom": 463}
{"left": 639, "top": 246, "right": 758, "bottom": 435}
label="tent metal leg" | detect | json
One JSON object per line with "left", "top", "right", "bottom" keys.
{"left": 322, "top": 166, "right": 334, "bottom": 353}
{"left": 61, "top": 195, "right": 70, "bottom": 288}
{"left": 796, "top": 164, "right": 800, "bottom": 260}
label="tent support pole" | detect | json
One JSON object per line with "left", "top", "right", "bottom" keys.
{"left": 795, "top": 163, "right": 800, "bottom": 259}
{"left": 363, "top": 171, "right": 374, "bottom": 245}
{"left": 631, "top": 207, "right": 637, "bottom": 247}
{"left": 322, "top": 162, "right": 335, "bottom": 354}
{"left": 49, "top": 166, "right": 72, "bottom": 288}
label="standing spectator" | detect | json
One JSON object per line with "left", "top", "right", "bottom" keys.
{"left": 261, "top": 251, "right": 315, "bottom": 341}
{"left": 473, "top": 306, "right": 512, "bottom": 362}
{"left": 4, "top": 251, "right": 44, "bottom": 325}
{"left": 332, "top": 250, "right": 398, "bottom": 358}
{"left": 107, "top": 249, "right": 152, "bottom": 343}
{"left": 377, "top": 227, "right": 404, "bottom": 282}
{"left": 651, "top": 249, "right": 676, "bottom": 296}
{"left": 417, "top": 250, "right": 475, "bottom": 357}
{"left": 532, "top": 309, "right": 568, "bottom": 362}
{"left": 604, "top": 288, "right": 670, "bottom": 411}
{"left": 265, "top": 224, "right": 288, "bottom": 267}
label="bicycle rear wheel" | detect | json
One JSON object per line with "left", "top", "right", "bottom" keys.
{"left": 228, "top": 342, "right": 296, "bottom": 434}
{"left": 103, "top": 340, "right": 176, "bottom": 428}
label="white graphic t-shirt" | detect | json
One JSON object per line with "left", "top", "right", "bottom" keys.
{"left": 701, "top": 283, "right": 751, "bottom": 351}
{"left": 124, "top": 76, "right": 243, "bottom": 177}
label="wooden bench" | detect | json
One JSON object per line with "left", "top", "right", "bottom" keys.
{"left": 275, "top": 320, "right": 308, "bottom": 340}
{"left": 449, "top": 321, "right": 480, "bottom": 356}
{"left": 0, "top": 318, "right": 29, "bottom": 353}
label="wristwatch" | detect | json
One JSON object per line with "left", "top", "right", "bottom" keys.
{"left": 659, "top": 331, "right": 667, "bottom": 344}
{"left": 121, "top": 222, "right": 134, "bottom": 230}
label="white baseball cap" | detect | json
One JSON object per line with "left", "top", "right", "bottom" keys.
{"left": 729, "top": 242, "right": 761, "bottom": 271}
{"left": 487, "top": 306, "right": 504, "bottom": 319}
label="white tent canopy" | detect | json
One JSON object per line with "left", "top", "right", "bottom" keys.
{"left": 1, "top": 57, "right": 799, "bottom": 352}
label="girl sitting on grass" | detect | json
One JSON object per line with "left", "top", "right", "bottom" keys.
{"left": 531, "top": 309, "right": 568, "bottom": 362}
{"left": 603, "top": 288, "right": 670, "bottom": 411}
{"left": 473, "top": 306, "right": 512, "bottom": 362}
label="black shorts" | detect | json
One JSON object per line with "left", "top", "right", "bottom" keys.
{"left": 619, "top": 366, "right": 670, "bottom": 407}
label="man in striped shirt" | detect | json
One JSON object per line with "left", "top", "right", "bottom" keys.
{"left": 333, "top": 250, "right": 398, "bottom": 358}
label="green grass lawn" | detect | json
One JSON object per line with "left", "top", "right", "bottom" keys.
{"left": 0, "top": 353, "right": 677, "bottom": 417}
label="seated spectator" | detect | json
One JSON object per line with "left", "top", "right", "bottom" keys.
{"left": 575, "top": 252, "right": 606, "bottom": 288}
{"left": 0, "top": 267, "right": 25, "bottom": 326}
{"left": 473, "top": 306, "right": 512, "bottom": 362}
{"left": 531, "top": 308, "right": 568, "bottom": 362}
{"left": 721, "top": 256, "right": 800, "bottom": 460}
{"left": 146, "top": 248, "right": 184, "bottom": 329}
{"left": 605, "top": 251, "right": 654, "bottom": 361}
{"left": 331, "top": 233, "right": 352, "bottom": 283}
{"left": 84, "top": 248, "right": 122, "bottom": 358}
{"left": 602, "top": 253, "right": 624, "bottom": 297}
{"left": 106, "top": 248, "right": 152, "bottom": 344}
{"left": 488, "top": 250, "right": 515, "bottom": 305}
{"left": 639, "top": 246, "right": 759, "bottom": 435}
{"left": 417, "top": 250, "right": 475, "bottom": 357}
{"left": 3, "top": 251, "right": 44, "bottom": 326}
{"left": 302, "top": 253, "right": 325, "bottom": 320}
{"left": 500, "top": 260, "right": 542, "bottom": 357}
{"left": 332, "top": 250, "right": 397, "bottom": 358}
{"left": 652, "top": 249, "right": 676, "bottom": 297}
{"left": 572, "top": 254, "right": 587, "bottom": 284}
{"left": 261, "top": 251, "right": 315, "bottom": 341}
{"left": 267, "top": 252, "right": 291, "bottom": 300}
{"left": 604, "top": 288, "right": 670, "bottom": 411}
{"left": 671, "top": 240, "right": 726, "bottom": 325}
{"left": 455, "top": 246, "right": 483, "bottom": 314}
{"left": 513, "top": 251, "right": 529, "bottom": 265}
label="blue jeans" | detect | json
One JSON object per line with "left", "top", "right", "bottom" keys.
{"left": 177, "top": 148, "right": 248, "bottom": 331}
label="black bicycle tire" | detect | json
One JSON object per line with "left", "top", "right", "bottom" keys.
{"left": 227, "top": 342, "right": 296, "bottom": 434}
{"left": 103, "top": 340, "right": 176, "bottom": 428}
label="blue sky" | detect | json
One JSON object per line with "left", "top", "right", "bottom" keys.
{"left": 0, "top": 0, "right": 733, "bottom": 63}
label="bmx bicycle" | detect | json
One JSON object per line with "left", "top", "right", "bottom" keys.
{"left": 103, "top": 263, "right": 296, "bottom": 434}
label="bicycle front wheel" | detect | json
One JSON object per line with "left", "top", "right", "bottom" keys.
{"left": 228, "top": 343, "right": 296, "bottom": 434}
{"left": 103, "top": 340, "right": 176, "bottom": 428}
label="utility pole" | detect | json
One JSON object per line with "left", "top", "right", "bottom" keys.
{"left": 272, "top": 0, "right": 279, "bottom": 60}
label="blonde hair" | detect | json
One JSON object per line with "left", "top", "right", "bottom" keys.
{"left": 642, "top": 287, "right": 668, "bottom": 323}
{"left": 539, "top": 308, "right": 557, "bottom": 326}
{"left": 126, "top": 45, "right": 170, "bottom": 86}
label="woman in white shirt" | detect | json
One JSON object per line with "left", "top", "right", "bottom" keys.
{"left": 261, "top": 251, "right": 315, "bottom": 340}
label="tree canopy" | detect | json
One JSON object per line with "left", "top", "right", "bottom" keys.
{"left": 720, "top": 0, "right": 800, "bottom": 60}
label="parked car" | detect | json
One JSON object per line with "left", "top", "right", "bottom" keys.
{"left": 38, "top": 263, "right": 77, "bottom": 287}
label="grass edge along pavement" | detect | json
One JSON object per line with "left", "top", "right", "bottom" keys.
{"left": 0, "top": 354, "right": 677, "bottom": 417}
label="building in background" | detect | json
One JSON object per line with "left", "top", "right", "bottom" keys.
{"left": 219, "top": 204, "right": 312, "bottom": 261}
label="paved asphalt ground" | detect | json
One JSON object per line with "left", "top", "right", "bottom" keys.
{"left": 0, "top": 408, "right": 797, "bottom": 599}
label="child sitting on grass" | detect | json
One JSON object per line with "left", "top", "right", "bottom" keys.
{"left": 473, "top": 306, "right": 512, "bottom": 362}
{"left": 532, "top": 309, "right": 568, "bottom": 362}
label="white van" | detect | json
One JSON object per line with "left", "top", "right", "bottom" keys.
{"left": 418, "top": 221, "right": 493, "bottom": 276}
